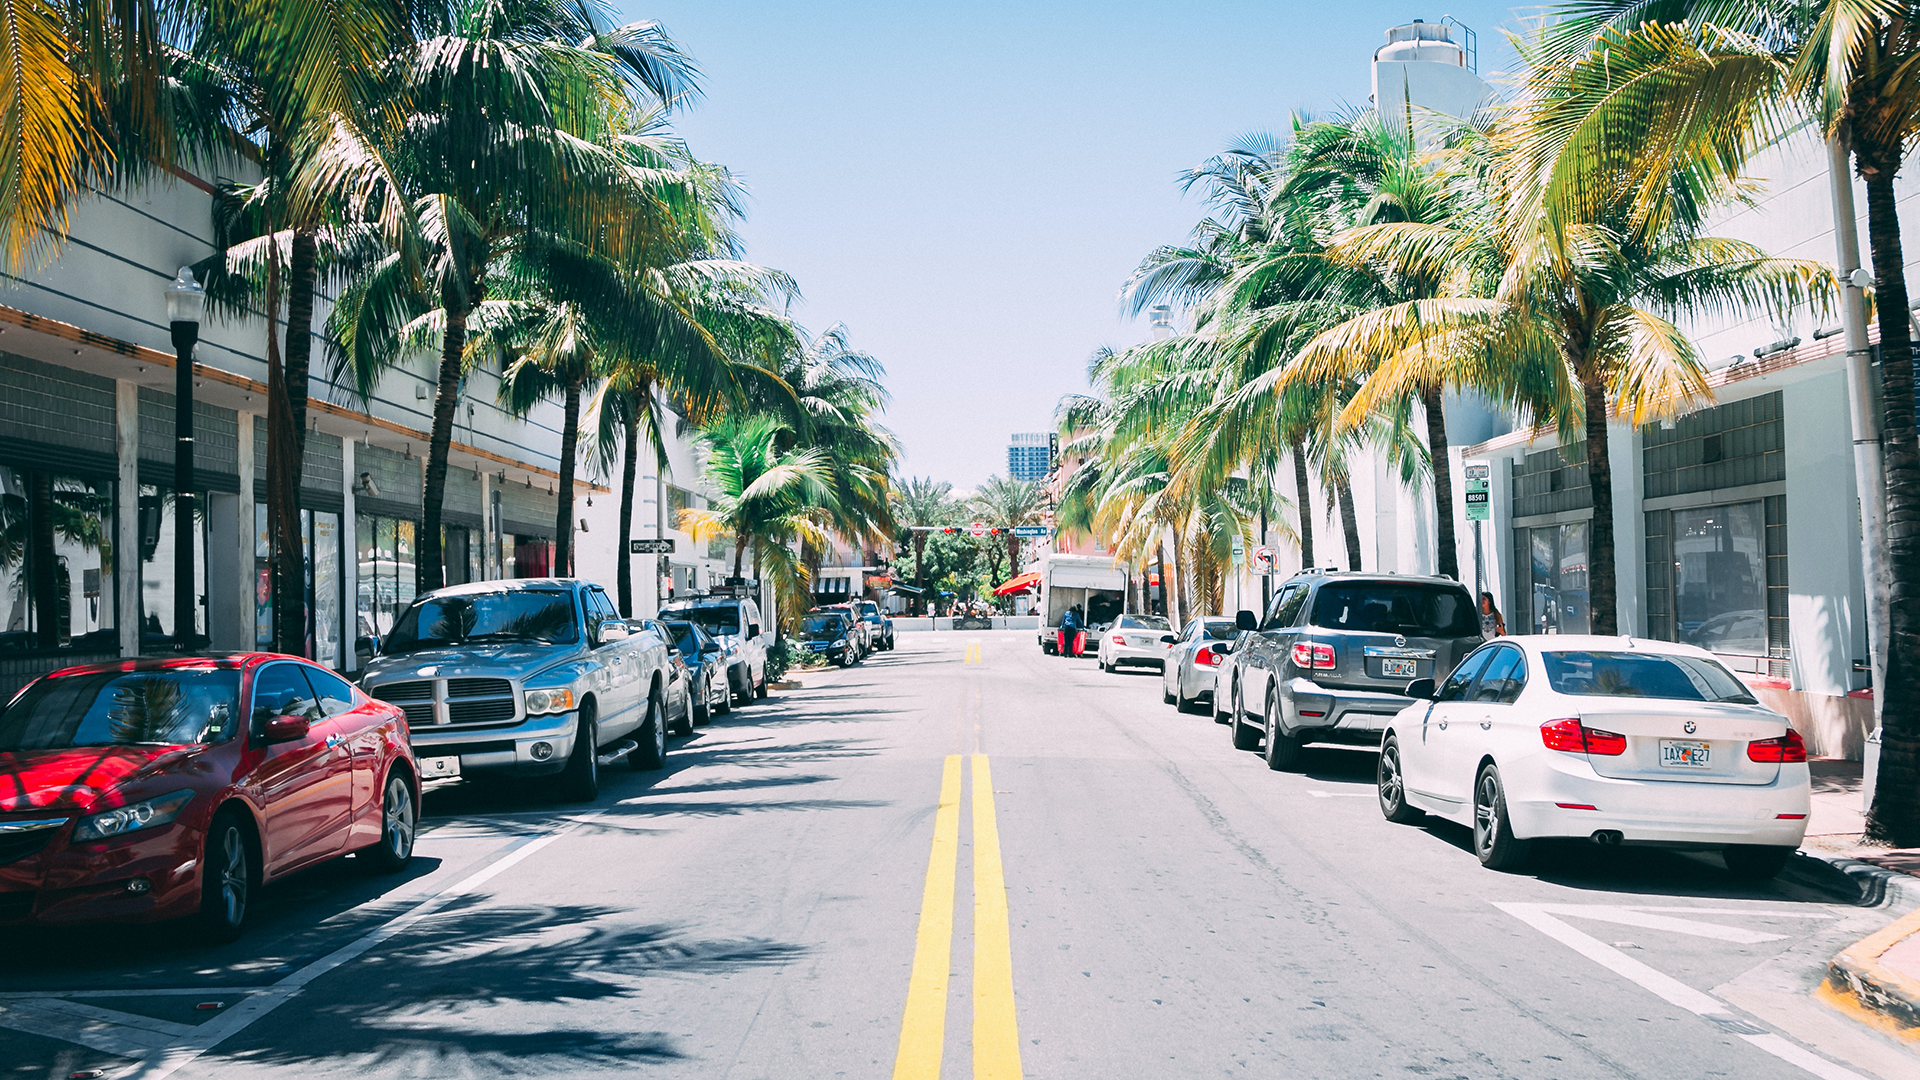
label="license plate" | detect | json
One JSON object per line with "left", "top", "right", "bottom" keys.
{"left": 420, "top": 755, "right": 461, "bottom": 778}
{"left": 1381, "top": 658, "right": 1418, "bottom": 678}
{"left": 1660, "top": 740, "right": 1711, "bottom": 769}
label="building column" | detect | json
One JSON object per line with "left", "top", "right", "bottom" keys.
{"left": 229, "top": 411, "right": 256, "bottom": 649}
{"left": 479, "top": 468, "right": 493, "bottom": 580}
{"left": 341, "top": 439, "right": 358, "bottom": 672}
{"left": 116, "top": 380, "right": 140, "bottom": 657}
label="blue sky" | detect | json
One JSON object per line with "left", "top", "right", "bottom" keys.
{"left": 627, "top": 1, "right": 1530, "bottom": 487}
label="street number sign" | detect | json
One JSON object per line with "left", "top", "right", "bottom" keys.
{"left": 1250, "top": 546, "right": 1277, "bottom": 573}
{"left": 1464, "top": 462, "right": 1491, "bottom": 522}
{"left": 629, "top": 538, "right": 676, "bottom": 554}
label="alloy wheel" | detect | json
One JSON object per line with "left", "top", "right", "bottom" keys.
{"left": 384, "top": 775, "right": 416, "bottom": 861}
{"left": 1474, "top": 773, "right": 1498, "bottom": 858}
{"left": 219, "top": 826, "right": 248, "bottom": 927}
{"left": 1380, "top": 746, "right": 1403, "bottom": 808}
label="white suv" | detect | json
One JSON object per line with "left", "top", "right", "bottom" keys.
{"left": 660, "top": 597, "right": 769, "bottom": 706}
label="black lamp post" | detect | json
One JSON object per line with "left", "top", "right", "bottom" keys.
{"left": 166, "top": 267, "right": 205, "bottom": 649}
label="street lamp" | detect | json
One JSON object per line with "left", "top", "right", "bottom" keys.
{"left": 165, "top": 267, "right": 205, "bottom": 649}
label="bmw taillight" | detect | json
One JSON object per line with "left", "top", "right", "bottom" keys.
{"left": 1540, "top": 718, "right": 1627, "bottom": 756}
{"left": 1747, "top": 730, "right": 1807, "bottom": 763}
{"left": 1289, "top": 642, "right": 1334, "bottom": 670}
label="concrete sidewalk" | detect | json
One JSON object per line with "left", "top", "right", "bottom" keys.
{"left": 1802, "top": 757, "right": 1920, "bottom": 1039}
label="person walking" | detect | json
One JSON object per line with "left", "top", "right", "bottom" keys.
{"left": 1479, "top": 592, "right": 1506, "bottom": 640}
{"left": 1060, "top": 603, "right": 1083, "bottom": 657}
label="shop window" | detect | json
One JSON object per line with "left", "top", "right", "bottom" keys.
{"left": 1519, "top": 521, "right": 1589, "bottom": 635}
{"left": 512, "top": 535, "right": 553, "bottom": 578}
{"left": 254, "top": 505, "right": 345, "bottom": 669}
{"left": 0, "top": 465, "right": 116, "bottom": 652}
{"left": 139, "top": 484, "right": 207, "bottom": 648}
{"left": 1672, "top": 501, "right": 1766, "bottom": 655}
{"left": 357, "top": 514, "right": 416, "bottom": 661}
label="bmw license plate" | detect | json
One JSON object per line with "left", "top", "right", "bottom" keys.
{"left": 1381, "top": 658, "right": 1418, "bottom": 678}
{"left": 1660, "top": 740, "right": 1711, "bottom": 769}
{"left": 420, "top": 755, "right": 461, "bottom": 779}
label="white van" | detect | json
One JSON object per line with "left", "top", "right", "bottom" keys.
{"left": 660, "top": 597, "right": 769, "bottom": 705}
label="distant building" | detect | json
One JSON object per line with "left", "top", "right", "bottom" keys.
{"left": 1008, "top": 433, "right": 1051, "bottom": 482}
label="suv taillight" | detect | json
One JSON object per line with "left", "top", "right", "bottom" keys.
{"left": 1290, "top": 642, "right": 1334, "bottom": 670}
{"left": 1747, "top": 730, "right": 1807, "bottom": 763}
{"left": 1540, "top": 718, "right": 1627, "bottom": 756}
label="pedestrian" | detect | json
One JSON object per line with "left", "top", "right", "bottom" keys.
{"left": 1060, "top": 603, "right": 1082, "bottom": 657}
{"left": 1478, "top": 592, "right": 1505, "bottom": 640}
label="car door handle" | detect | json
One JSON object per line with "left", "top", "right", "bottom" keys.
{"left": 1480, "top": 718, "right": 1493, "bottom": 730}
{"left": 1436, "top": 719, "right": 1448, "bottom": 730}
{"left": 325, "top": 733, "right": 341, "bottom": 748}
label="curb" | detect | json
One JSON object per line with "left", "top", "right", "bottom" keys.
{"left": 1795, "top": 850, "right": 1920, "bottom": 1038}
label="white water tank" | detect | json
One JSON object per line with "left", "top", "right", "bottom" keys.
{"left": 1371, "top": 19, "right": 1489, "bottom": 146}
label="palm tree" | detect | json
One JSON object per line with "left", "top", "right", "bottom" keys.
{"left": 890, "top": 477, "right": 955, "bottom": 610}
{"left": 971, "top": 476, "right": 1043, "bottom": 584}
{"left": 679, "top": 413, "right": 834, "bottom": 630}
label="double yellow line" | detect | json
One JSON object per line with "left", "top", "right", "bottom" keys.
{"left": 892, "top": 755, "right": 1022, "bottom": 1080}
{"left": 963, "top": 642, "right": 984, "bottom": 664}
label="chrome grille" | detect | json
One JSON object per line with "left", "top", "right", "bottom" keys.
{"left": 449, "top": 699, "right": 515, "bottom": 724}
{"left": 375, "top": 681, "right": 434, "bottom": 702}
{"left": 447, "top": 677, "right": 511, "bottom": 698}
{"left": 369, "top": 674, "right": 520, "bottom": 728}
{"left": 0, "top": 824, "right": 60, "bottom": 867}
{"left": 398, "top": 703, "right": 435, "bottom": 728}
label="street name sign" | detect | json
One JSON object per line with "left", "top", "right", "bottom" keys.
{"left": 629, "top": 538, "right": 676, "bottom": 554}
{"left": 1012, "top": 525, "right": 1050, "bottom": 538}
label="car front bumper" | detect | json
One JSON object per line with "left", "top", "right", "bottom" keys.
{"left": 410, "top": 710, "right": 580, "bottom": 779}
{"left": 0, "top": 818, "right": 208, "bottom": 926}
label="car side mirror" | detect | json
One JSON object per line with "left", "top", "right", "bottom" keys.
{"left": 701, "top": 643, "right": 721, "bottom": 655}
{"left": 1405, "top": 678, "right": 1437, "bottom": 701}
{"left": 1160, "top": 634, "right": 1178, "bottom": 644}
{"left": 597, "top": 623, "right": 630, "bottom": 645}
{"left": 748, "top": 624, "right": 761, "bottom": 638}
{"left": 1209, "top": 642, "right": 1232, "bottom": 656}
{"left": 263, "top": 714, "right": 310, "bottom": 742}
{"left": 1235, "top": 610, "right": 1257, "bottom": 632}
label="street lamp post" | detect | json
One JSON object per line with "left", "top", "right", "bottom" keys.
{"left": 166, "top": 267, "right": 205, "bottom": 649}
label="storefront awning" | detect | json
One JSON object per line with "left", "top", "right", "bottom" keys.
{"left": 993, "top": 571, "right": 1042, "bottom": 596}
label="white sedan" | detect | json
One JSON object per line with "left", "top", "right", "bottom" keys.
{"left": 1376, "top": 635, "right": 1810, "bottom": 879}
{"left": 1096, "top": 614, "right": 1176, "bottom": 672}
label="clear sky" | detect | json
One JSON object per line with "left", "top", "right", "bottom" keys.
{"left": 626, "top": 1, "right": 1530, "bottom": 488}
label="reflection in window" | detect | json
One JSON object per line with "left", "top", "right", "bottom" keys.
{"left": 1524, "top": 521, "right": 1589, "bottom": 635}
{"left": 1672, "top": 501, "right": 1766, "bottom": 656}
{"left": 139, "top": 484, "right": 207, "bottom": 646}
{"left": 0, "top": 466, "right": 116, "bottom": 652}
{"left": 356, "top": 514, "right": 416, "bottom": 651}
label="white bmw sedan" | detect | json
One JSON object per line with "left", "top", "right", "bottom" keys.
{"left": 1096, "top": 614, "right": 1176, "bottom": 673}
{"left": 1377, "top": 635, "right": 1810, "bottom": 879}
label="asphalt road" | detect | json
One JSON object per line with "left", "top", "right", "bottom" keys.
{"left": 4, "top": 629, "right": 1918, "bottom": 1080}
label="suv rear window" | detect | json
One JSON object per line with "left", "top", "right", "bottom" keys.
{"left": 1309, "top": 583, "right": 1478, "bottom": 637}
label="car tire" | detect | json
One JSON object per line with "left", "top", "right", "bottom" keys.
{"left": 196, "top": 810, "right": 254, "bottom": 943}
{"left": 693, "top": 679, "right": 711, "bottom": 727}
{"left": 669, "top": 686, "right": 693, "bottom": 736}
{"left": 632, "top": 691, "right": 666, "bottom": 771}
{"left": 1263, "top": 688, "right": 1302, "bottom": 771}
{"left": 732, "top": 667, "right": 752, "bottom": 707}
{"left": 1473, "top": 763, "right": 1531, "bottom": 871}
{"left": 1214, "top": 682, "right": 1232, "bottom": 725}
{"left": 1723, "top": 844, "right": 1795, "bottom": 880}
{"left": 756, "top": 670, "right": 768, "bottom": 697}
{"left": 1377, "top": 735, "right": 1424, "bottom": 824}
{"left": 556, "top": 708, "right": 600, "bottom": 802}
{"left": 1230, "top": 682, "right": 1262, "bottom": 752}
{"left": 362, "top": 769, "right": 417, "bottom": 873}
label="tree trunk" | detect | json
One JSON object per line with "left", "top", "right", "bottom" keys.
{"left": 268, "top": 232, "right": 311, "bottom": 656}
{"left": 1291, "top": 440, "right": 1315, "bottom": 567}
{"left": 419, "top": 304, "right": 467, "bottom": 595}
{"left": 1422, "top": 382, "right": 1460, "bottom": 580}
{"left": 1335, "top": 474, "right": 1362, "bottom": 572}
{"left": 553, "top": 369, "right": 582, "bottom": 577}
{"left": 1259, "top": 508, "right": 1271, "bottom": 612}
{"left": 1579, "top": 374, "right": 1618, "bottom": 636}
{"left": 1861, "top": 160, "right": 1920, "bottom": 844}
{"left": 616, "top": 403, "right": 638, "bottom": 616}
{"left": 734, "top": 534, "right": 748, "bottom": 582}
{"left": 1155, "top": 543, "right": 1170, "bottom": 620}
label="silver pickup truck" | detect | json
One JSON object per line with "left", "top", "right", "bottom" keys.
{"left": 359, "top": 578, "right": 670, "bottom": 801}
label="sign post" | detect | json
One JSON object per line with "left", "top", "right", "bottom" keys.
{"left": 1464, "top": 462, "right": 1491, "bottom": 599}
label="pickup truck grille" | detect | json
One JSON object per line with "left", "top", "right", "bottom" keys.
{"left": 397, "top": 703, "right": 434, "bottom": 728}
{"left": 376, "top": 680, "right": 434, "bottom": 701}
{"left": 449, "top": 699, "right": 515, "bottom": 724}
{"left": 448, "top": 678, "right": 512, "bottom": 698}
{"left": 371, "top": 677, "right": 520, "bottom": 727}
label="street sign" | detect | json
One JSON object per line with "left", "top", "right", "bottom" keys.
{"left": 969, "top": 521, "right": 988, "bottom": 538}
{"left": 1011, "top": 525, "right": 1049, "bottom": 538}
{"left": 1464, "top": 461, "right": 1491, "bottom": 522}
{"left": 1251, "top": 546, "right": 1277, "bottom": 573}
{"left": 629, "top": 538, "right": 676, "bottom": 554}
{"left": 1230, "top": 535, "right": 1245, "bottom": 567}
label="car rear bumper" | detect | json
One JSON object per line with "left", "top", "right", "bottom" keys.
{"left": 1107, "top": 645, "right": 1167, "bottom": 668}
{"left": 411, "top": 712, "right": 578, "bottom": 779}
{"left": 1284, "top": 678, "right": 1417, "bottom": 736}
{"left": 1506, "top": 757, "right": 1812, "bottom": 846}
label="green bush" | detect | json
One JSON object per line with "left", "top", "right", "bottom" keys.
{"left": 766, "top": 637, "right": 803, "bottom": 681}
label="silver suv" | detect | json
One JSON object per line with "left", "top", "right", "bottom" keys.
{"left": 1225, "top": 571, "right": 1483, "bottom": 771}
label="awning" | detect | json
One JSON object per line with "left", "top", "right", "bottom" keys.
{"left": 994, "top": 571, "right": 1042, "bottom": 596}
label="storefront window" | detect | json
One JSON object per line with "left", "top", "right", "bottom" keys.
{"left": 1672, "top": 501, "right": 1766, "bottom": 655}
{"left": 512, "top": 535, "right": 552, "bottom": 578}
{"left": 254, "top": 504, "right": 345, "bottom": 668}
{"left": 0, "top": 465, "right": 115, "bottom": 652}
{"left": 139, "top": 484, "right": 205, "bottom": 647}
{"left": 356, "top": 514, "right": 416, "bottom": 660}
{"left": 1524, "top": 521, "right": 1589, "bottom": 635}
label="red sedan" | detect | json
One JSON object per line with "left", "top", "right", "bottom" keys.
{"left": 0, "top": 654, "right": 418, "bottom": 939}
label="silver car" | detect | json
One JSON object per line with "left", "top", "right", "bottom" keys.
{"left": 1096, "top": 614, "right": 1176, "bottom": 672}
{"left": 1160, "top": 616, "right": 1239, "bottom": 713}
{"left": 360, "top": 579, "right": 672, "bottom": 802}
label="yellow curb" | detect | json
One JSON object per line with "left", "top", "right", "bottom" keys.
{"left": 1823, "top": 906, "right": 1920, "bottom": 1035}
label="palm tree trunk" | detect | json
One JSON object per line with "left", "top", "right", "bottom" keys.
{"left": 267, "top": 232, "right": 310, "bottom": 656}
{"left": 1579, "top": 373, "right": 1618, "bottom": 636}
{"left": 1861, "top": 160, "right": 1920, "bottom": 845}
{"left": 1422, "top": 382, "right": 1460, "bottom": 580}
{"left": 553, "top": 369, "right": 582, "bottom": 577}
{"left": 29, "top": 472, "right": 58, "bottom": 647}
{"left": 419, "top": 304, "right": 467, "bottom": 595}
{"left": 1291, "top": 440, "right": 1315, "bottom": 568}
{"left": 734, "top": 535, "right": 749, "bottom": 582}
{"left": 1335, "top": 474, "right": 1362, "bottom": 572}
{"left": 616, "top": 403, "right": 639, "bottom": 616}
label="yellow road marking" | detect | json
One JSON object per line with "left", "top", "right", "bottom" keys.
{"left": 964, "top": 641, "right": 984, "bottom": 664}
{"left": 971, "top": 755, "right": 1023, "bottom": 1079}
{"left": 891, "top": 755, "right": 963, "bottom": 1080}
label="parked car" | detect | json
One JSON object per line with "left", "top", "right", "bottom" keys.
{"left": 1378, "top": 636, "right": 1811, "bottom": 878}
{"left": 1225, "top": 570, "right": 1483, "bottom": 770}
{"left": 798, "top": 610, "right": 859, "bottom": 666}
{"left": 854, "top": 599, "right": 896, "bottom": 651}
{"left": 1162, "top": 616, "right": 1240, "bottom": 713}
{"left": 818, "top": 603, "right": 871, "bottom": 660}
{"left": 0, "top": 655, "right": 417, "bottom": 938}
{"left": 1096, "top": 614, "right": 1175, "bottom": 672}
{"left": 634, "top": 618, "right": 698, "bottom": 735}
{"left": 362, "top": 579, "right": 672, "bottom": 803}
{"left": 660, "top": 596, "right": 770, "bottom": 706}
{"left": 663, "top": 619, "right": 731, "bottom": 723}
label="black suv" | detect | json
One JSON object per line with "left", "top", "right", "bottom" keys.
{"left": 1224, "top": 571, "right": 1483, "bottom": 771}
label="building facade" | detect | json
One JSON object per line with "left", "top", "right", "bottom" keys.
{"left": 1008, "top": 432, "right": 1052, "bottom": 482}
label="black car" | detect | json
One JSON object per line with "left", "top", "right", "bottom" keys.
{"left": 798, "top": 611, "right": 858, "bottom": 666}
{"left": 1222, "top": 571, "right": 1484, "bottom": 771}
{"left": 663, "top": 619, "right": 732, "bottom": 723}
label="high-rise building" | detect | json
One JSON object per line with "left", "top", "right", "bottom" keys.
{"left": 1008, "top": 432, "right": 1051, "bottom": 482}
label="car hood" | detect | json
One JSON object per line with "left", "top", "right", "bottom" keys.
{"left": 363, "top": 641, "right": 583, "bottom": 683}
{"left": 0, "top": 744, "right": 203, "bottom": 813}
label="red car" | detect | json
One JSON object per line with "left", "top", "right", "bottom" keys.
{"left": 0, "top": 654, "right": 418, "bottom": 939}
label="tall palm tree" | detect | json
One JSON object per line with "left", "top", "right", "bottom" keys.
{"left": 971, "top": 476, "right": 1043, "bottom": 583}
{"left": 679, "top": 413, "right": 833, "bottom": 630}
{"left": 890, "top": 476, "right": 955, "bottom": 609}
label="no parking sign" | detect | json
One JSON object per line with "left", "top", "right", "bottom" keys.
{"left": 1250, "top": 546, "right": 1277, "bottom": 573}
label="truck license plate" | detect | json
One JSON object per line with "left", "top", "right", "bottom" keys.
{"left": 1660, "top": 740, "right": 1711, "bottom": 769}
{"left": 1381, "top": 658, "right": 1418, "bottom": 678}
{"left": 420, "top": 755, "right": 461, "bottom": 778}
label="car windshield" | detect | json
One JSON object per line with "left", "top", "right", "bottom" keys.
{"left": 663, "top": 622, "right": 706, "bottom": 656}
{"left": 383, "top": 589, "right": 578, "bottom": 653}
{"left": 1310, "top": 583, "right": 1479, "bottom": 637}
{"left": 1540, "top": 650, "right": 1759, "bottom": 703}
{"left": 667, "top": 605, "right": 741, "bottom": 637}
{"left": 1201, "top": 619, "right": 1238, "bottom": 640}
{"left": 802, "top": 615, "right": 847, "bottom": 636}
{"left": 1115, "top": 615, "right": 1171, "bottom": 630}
{"left": 0, "top": 668, "right": 241, "bottom": 750}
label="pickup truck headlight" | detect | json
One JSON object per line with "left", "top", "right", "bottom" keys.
{"left": 523, "top": 688, "right": 576, "bottom": 716}
{"left": 73, "top": 789, "right": 194, "bottom": 842}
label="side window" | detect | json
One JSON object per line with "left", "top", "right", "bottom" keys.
{"left": 1262, "top": 586, "right": 1299, "bottom": 631}
{"left": 583, "top": 588, "right": 615, "bottom": 640}
{"left": 1470, "top": 647, "right": 1521, "bottom": 704}
{"left": 1436, "top": 648, "right": 1497, "bottom": 703}
{"left": 303, "top": 667, "right": 359, "bottom": 717}
{"left": 1492, "top": 649, "right": 1529, "bottom": 704}
{"left": 1277, "top": 586, "right": 1311, "bottom": 627}
{"left": 251, "top": 663, "right": 320, "bottom": 731}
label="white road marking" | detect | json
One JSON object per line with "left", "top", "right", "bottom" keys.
{"left": 1541, "top": 904, "right": 1790, "bottom": 944}
{"left": 1496, "top": 903, "right": 1870, "bottom": 1080}
{"left": 1307, "top": 791, "right": 1374, "bottom": 799}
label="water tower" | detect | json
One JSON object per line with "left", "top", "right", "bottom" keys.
{"left": 1372, "top": 18, "right": 1489, "bottom": 147}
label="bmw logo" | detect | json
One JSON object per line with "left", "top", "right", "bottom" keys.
{"left": 1683, "top": 720, "right": 1697, "bottom": 734}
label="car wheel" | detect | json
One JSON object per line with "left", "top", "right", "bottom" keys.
{"left": 714, "top": 675, "right": 732, "bottom": 715}
{"left": 756, "top": 670, "right": 768, "bottom": 697}
{"left": 362, "top": 769, "right": 417, "bottom": 873}
{"left": 556, "top": 707, "right": 600, "bottom": 802}
{"left": 1214, "top": 680, "right": 1232, "bottom": 725}
{"left": 1263, "top": 687, "right": 1302, "bottom": 771}
{"left": 1377, "top": 735, "right": 1424, "bottom": 824}
{"left": 196, "top": 811, "right": 254, "bottom": 943}
{"left": 1473, "top": 763, "right": 1532, "bottom": 871}
{"left": 1723, "top": 844, "right": 1795, "bottom": 880}
{"left": 669, "top": 685, "right": 693, "bottom": 736}
{"left": 1163, "top": 679, "right": 1177, "bottom": 706}
{"left": 732, "top": 667, "right": 752, "bottom": 707}
{"left": 1230, "top": 681, "right": 1262, "bottom": 752}
{"left": 693, "top": 678, "right": 711, "bottom": 727}
{"left": 632, "top": 690, "right": 666, "bottom": 771}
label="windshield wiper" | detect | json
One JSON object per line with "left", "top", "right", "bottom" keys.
{"left": 463, "top": 631, "right": 556, "bottom": 645}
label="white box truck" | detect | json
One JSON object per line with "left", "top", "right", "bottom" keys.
{"left": 1034, "top": 553, "right": 1128, "bottom": 653}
